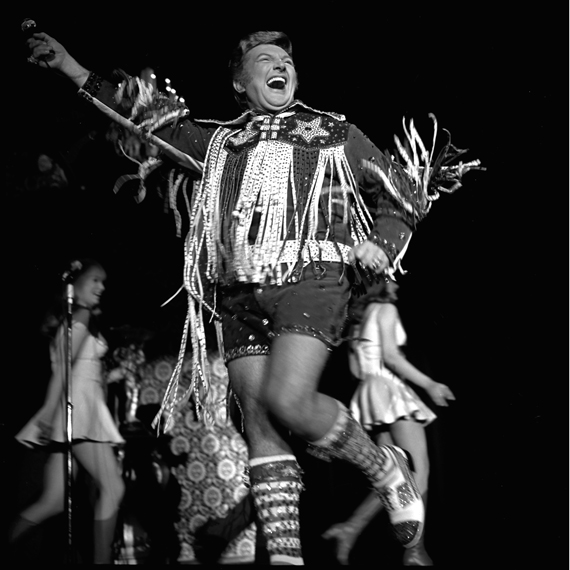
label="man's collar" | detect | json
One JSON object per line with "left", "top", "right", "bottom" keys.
{"left": 195, "top": 100, "right": 346, "bottom": 127}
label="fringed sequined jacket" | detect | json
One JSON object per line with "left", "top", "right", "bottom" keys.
{"left": 80, "top": 73, "right": 415, "bottom": 289}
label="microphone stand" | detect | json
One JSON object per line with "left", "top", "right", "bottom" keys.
{"left": 64, "top": 284, "right": 74, "bottom": 563}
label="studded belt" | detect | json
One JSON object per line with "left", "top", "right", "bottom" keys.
{"left": 261, "top": 239, "right": 353, "bottom": 266}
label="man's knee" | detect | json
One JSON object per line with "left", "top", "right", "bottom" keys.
{"left": 265, "top": 386, "right": 307, "bottom": 432}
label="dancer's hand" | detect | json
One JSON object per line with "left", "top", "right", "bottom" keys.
{"left": 425, "top": 381, "right": 456, "bottom": 407}
{"left": 322, "top": 521, "right": 362, "bottom": 565}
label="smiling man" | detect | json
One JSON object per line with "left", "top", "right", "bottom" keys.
{"left": 25, "top": 29, "right": 471, "bottom": 565}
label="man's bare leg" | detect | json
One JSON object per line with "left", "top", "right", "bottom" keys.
{"left": 227, "top": 355, "right": 304, "bottom": 565}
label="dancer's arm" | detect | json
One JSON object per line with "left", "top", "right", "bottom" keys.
{"left": 378, "top": 304, "right": 455, "bottom": 407}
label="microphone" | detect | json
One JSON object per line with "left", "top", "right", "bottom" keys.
{"left": 21, "top": 18, "right": 55, "bottom": 62}
{"left": 61, "top": 270, "right": 75, "bottom": 308}
{"left": 66, "top": 283, "right": 74, "bottom": 304}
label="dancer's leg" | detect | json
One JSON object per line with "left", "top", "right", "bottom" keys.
{"left": 73, "top": 442, "right": 124, "bottom": 564}
{"left": 389, "top": 421, "right": 429, "bottom": 495}
{"left": 10, "top": 451, "right": 68, "bottom": 542}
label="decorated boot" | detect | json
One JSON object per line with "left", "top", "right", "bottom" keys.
{"left": 308, "top": 401, "right": 424, "bottom": 548}
{"left": 402, "top": 493, "right": 433, "bottom": 565}
{"left": 247, "top": 454, "right": 304, "bottom": 565}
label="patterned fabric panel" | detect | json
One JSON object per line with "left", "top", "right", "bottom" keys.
{"left": 136, "top": 353, "right": 256, "bottom": 564}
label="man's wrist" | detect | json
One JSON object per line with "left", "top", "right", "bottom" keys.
{"left": 367, "top": 231, "right": 396, "bottom": 264}
{"left": 62, "top": 56, "right": 91, "bottom": 88}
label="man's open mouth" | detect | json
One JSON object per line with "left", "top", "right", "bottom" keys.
{"left": 267, "top": 76, "right": 287, "bottom": 90}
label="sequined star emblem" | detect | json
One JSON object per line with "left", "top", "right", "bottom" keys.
{"left": 291, "top": 117, "right": 330, "bottom": 143}
{"left": 229, "top": 121, "right": 258, "bottom": 146}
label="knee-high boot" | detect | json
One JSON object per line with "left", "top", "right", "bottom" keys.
{"left": 402, "top": 493, "right": 433, "bottom": 566}
{"left": 93, "top": 511, "right": 119, "bottom": 564}
{"left": 248, "top": 454, "right": 304, "bottom": 565}
{"left": 307, "top": 401, "right": 424, "bottom": 549}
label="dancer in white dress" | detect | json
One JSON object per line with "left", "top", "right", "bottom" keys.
{"left": 10, "top": 258, "right": 125, "bottom": 564}
{"left": 323, "top": 278, "right": 455, "bottom": 565}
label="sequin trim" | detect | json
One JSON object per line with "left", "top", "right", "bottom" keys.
{"left": 394, "top": 521, "right": 420, "bottom": 546}
{"left": 247, "top": 460, "right": 304, "bottom": 487}
{"left": 368, "top": 231, "right": 399, "bottom": 263}
{"left": 276, "top": 324, "right": 343, "bottom": 348}
{"left": 81, "top": 72, "right": 103, "bottom": 97}
{"left": 224, "top": 344, "right": 270, "bottom": 363}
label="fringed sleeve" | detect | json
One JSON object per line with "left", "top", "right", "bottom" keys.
{"left": 78, "top": 70, "right": 220, "bottom": 236}
{"left": 347, "top": 115, "right": 485, "bottom": 274}
{"left": 79, "top": 71, "right": 207, "bottom": 173}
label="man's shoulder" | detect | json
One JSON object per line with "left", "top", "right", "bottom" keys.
{"left": 284, "top": 107, "right": 351, "bottom": 147}
{"left": 292, "top": 100, "right": 348, "bottom": 124}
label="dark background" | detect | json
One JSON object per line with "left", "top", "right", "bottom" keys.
{"left": 1, "top": 5, "right": 567, "bottom": 566}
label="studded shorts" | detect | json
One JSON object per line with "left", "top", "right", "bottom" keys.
{"left": 219, "top": 262, "right": 352, "bottom": 363}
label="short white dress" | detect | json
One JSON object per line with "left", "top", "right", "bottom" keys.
{"left": 349, "top": 304, "right": 436, "bottom": 429}
{"left": 16, "top": 322, "right": 125, "bottom": 448}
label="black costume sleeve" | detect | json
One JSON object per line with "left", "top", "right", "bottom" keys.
{"left": 78, "top": 71, "right": 214, "bottom": 173}
{"left": 345, "top": 124, "right": 414, "bottom": 266}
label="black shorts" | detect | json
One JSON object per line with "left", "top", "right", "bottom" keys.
{"left": 219, "top": 262, "right": 352, "bottom": 363}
